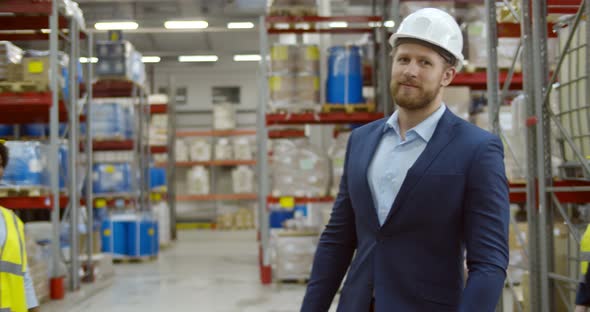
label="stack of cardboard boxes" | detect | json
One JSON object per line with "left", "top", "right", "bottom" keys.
{"left": 96, "top": 40, "right": 145, "bottom": 84}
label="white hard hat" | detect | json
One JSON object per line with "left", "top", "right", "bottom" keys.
{"left": 389, "top": 8, "right": 464, "bottom": 70}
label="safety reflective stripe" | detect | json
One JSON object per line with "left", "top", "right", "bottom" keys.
{"left": 0, "top": 260, "right": 24, "bottom": 277}
{"left": 11, "top": 213, "right": 23, "bottom": 270}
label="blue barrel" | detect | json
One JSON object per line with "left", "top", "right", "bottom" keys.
{"left": 128, "top": 218, "right": 158, "bottom": 257}
{"left": 149, "top": 167, "right": 166, "bottom": 190}
{"left": 327, "top": 46, "right": 364, "bottom": 104}
{"left": 0, "top": 125, "right": 14, "bottom": 136}
{"left": 22, "top": 123, "right": 48, "bottom": 137}
{"left": 269, "top": 210, "right": 294, "bottom": 228}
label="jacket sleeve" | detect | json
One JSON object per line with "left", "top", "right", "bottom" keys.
{"left": 301, "top": 132, "right": 357, "bottom": 312}
{"left": 460, "top": 136, "right": 510, "bottom": 312}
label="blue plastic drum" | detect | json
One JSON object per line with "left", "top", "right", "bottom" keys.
{"left": 326, "top": 46, "right": 364, "bottom": 104}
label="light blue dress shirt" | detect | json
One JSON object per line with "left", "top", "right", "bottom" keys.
{"left": 0, "top": 212, "right": 39, "bottom": 309}
{"left": 368, "top": 104, "right": 446, "bottom": 225}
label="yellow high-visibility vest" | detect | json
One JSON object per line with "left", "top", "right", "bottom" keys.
{"left": 0, "top": 206, "right": 27, "bottom": 312}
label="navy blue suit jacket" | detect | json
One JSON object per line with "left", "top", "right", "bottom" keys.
{"left": 301, "top": 109, "right": 510, "bottom": 312}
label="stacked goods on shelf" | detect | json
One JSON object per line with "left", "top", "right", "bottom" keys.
{"left": 268, "top": 0, "right": 317, "bottom": 16}
{"left": 101, "top": 213, "right": 159, "bottom": 258}
{"left": 442, "top": 86, "right": 471, "bottom": 121}
{"left": 95, "top": 40, "right": 145, "bottom": 84}
{"left": 328, "top": 132, "right": 351, "bottom": 197}
{"left": 232, "top": 166, "right": 255, "bottom": 194}
{"left": 92, "top": 163, "right": 132, "bottom": 194}
{"left": 188, "top": 139, "right": 212, "bottom": 161}
{"left": 149, "top": 114, "right": 167, "bottom": 146}
{"left": 271, "top": 138, "right": 330, "bottom": 197}
{"left": 216, "top": 205, "right": 255, "bottom": 230}
{"left": 175, "top": 139, "right": 189, "bottom": 162}
{"left": 186, "top": 166, "right": 210, "bottom": 195}
{"left": 270, "top": 230, "right": 319, "bottom": 280}
{"left": 269, "top": 44, "right": 320, "bottom": 112}
{"left": 93, "top": 151, "right": 134, "bottom": 163}
{"left": 213, "top": 104, "right": 237, "bottom": 130}
{"left": 149, "top": 167, "right": 167, "bottom": 193}
{"left": 1, "top": 141, "right": 49, "bottom": 191}
{"left": 0, "top": 41, "right": 23, "bottom": 81}
{"left": 215, "top": 138, "right": 233, "bottom": 160}
{"left": 90, "top": 99, "right": 135, "bottom": 140}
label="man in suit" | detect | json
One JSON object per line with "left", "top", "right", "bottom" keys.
{"left": 301, "top": 8, "right": 509, "bottom": 312}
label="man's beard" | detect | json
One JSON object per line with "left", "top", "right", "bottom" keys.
{"left": 390, "top": 80, "right": 440, "bottom": 111}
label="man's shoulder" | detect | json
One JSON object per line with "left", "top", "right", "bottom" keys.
{"left": 350, "top": 117, "right": 388, "bottom": 138}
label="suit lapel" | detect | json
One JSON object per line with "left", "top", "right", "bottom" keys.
{"left": 357, "top": 119, "right": 386, "bottom": 230}
{"left": 381, "top": 109, "right": 459, "bottom": 227}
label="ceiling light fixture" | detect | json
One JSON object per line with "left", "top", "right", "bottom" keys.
{"left": 164, "top": 20, "right": 208, "bottom": 29}
{"left": 178, "top": 55, "right": 218, "bottom": 62}
{"left": 227, "top": 22, "right": 255, "bottom": 29}
{"left": 94, "top": 21, "right": 138, "bottom": 30}
{"left": 79, "top": 57, "right": 98, "bottom": 63}
{"left": 384, "top": 20, "right": 395, "bottom": 28}
{"left": 142, "top": 56, "right": 161, "bottom": 63}
{"left": 233, "top": 54, "right": 261, "bottom": 62}
{"left": 328, "top": 21, "right": 348, "bottom": 28}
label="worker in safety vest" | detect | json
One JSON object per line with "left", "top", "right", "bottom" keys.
{"left": 577, "top": 224, "right": 590, "bottom": 311}
{"left": 0, "top": 140, "right": 40, "bottom": 312}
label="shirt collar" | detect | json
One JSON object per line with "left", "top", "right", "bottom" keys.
{"left": 384, "top": 104, "right": 446, "bottom": 142}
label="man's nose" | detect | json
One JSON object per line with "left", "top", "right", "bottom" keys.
{"left": 402, "top": 61, "right": 419, "bottom": 78}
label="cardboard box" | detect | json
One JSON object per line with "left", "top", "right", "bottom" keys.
{"left": 6, "top": 63, "right": 23, "bottom": 81}
{"left": 22, "top": 56, "right": 50, "bottom": 87}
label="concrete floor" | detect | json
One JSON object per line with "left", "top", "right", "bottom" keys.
{"left": 43, "top": 230, "right": 338, "bottom": 312}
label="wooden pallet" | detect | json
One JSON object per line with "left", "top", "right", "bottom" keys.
{"left": 0, "top": 186, "right": 50, "bottom": 197}
{"left": 113, "top": 255, "right": 158, "bottom": 263}
{"left": 322, "top": 102, "right": 376, "bottom": 113}
{"left": 0, "top": 81, "right": 48, "bottom": 93}
{"left": 270, "top": 105, "right": 321, "bottom": 114}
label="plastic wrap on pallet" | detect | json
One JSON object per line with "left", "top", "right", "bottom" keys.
{"left": 0, "top": 41, "right": 23, "bottom": 81}
{"left": 328, "top": 132, "right": 351, "bottom": 196}
{"left": 153, "top": 201, "right": 171, "bottom": 246}
{"left": 1, "top": 141, "right": 48, "bottom": 187}
{"left": 271, "top": 138, "right": 330, "bottom": 197}
{"left": 175, "top": 139, "right": 189, "bottom": 162}
{"left": 89, "top": 99, "right": 133, "bottom": 139}
{"left": 186, "top": 166, "right": 210, "bottom": 195}
{"left": 213, "top": 104, "right": 237, "bottom": 130}
{"left": 62, "top": 0, "right": 86, "bottom": 29}
{"left": 232, "top": 165, "right": 255, "bottom": 194}
{"left": 271, "top": 230, "right": 318, "bottom": 280}
{"left": 92, "top": 163, "right": 132, "bottom": 194}
{"left": 25, "top": 235, "right": 50, "bottom": 304}
{"left": 96, "top": 41, "right": 145, "bottom": 84}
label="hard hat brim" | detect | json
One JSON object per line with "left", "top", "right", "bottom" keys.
{"left": 389, "top": 33, "right": 464, "bottom": 71}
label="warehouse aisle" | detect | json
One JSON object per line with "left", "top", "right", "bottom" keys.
{"left": 43, "top": 230, "right": 337, "bottom": 312}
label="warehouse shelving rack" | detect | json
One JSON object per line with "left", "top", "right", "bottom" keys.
{"left": 0, "top": 0, "right": 95, "bottom": 293}
{"left": 173, "top": 128, "right": 257, "bottom": 228}
{"left": 256, "top": 1, "right": 390, "bottom": 283}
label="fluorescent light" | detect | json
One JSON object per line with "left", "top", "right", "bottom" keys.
{"left": 41, "top": 28, "right": 50, "bottom": 34}
{"left": 384, "top": 20, "right": 395, "bottom": 28}
{"left": 94, "top": 21, "right": 138, "bottom": 30}
{"left": 233, "top": 54, "right": 261, "bottom": 62}
{"left": 142, "top": 56, "right": 161, "bottom": 63}
{"left": 80, "top": 57, "right": 98, "bottom": 63}
{"left": 164, "top": 20, "right": 208, "bottom": 29}
{"left": 329, "top": 21, "right": 348, "bottom": 28}
{"left": 227, "top": 22, "right": 254, "bottom": 29}
{"left": 368, "top": 22, "right": 381, "bottom": 27}
{"left": 178, "top": 55, "right": 218, "bottom": 62}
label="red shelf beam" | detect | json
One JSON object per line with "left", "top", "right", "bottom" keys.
{"left": 150, "top": 145, "right": 168, "bottom": 154}
{"left": 268, "top": 28, "right": 376, "bottom": 34}
{"left": 497, "top": 23, "right": 557, "bottom": 38}
{"left": 93, "top": 80, "right": 145, "bottom": 98}
{"left": 0, "top": 195, "right": 68, "bottom": 210}
{"left": 267, "top": 196, "right": 335, "bottom": 204}
{"left": 452, "top": 72, "right": 523, "bottom": 91}
{"left": 266, "top": 112, "right": 384, "bottom": 126}
{"left": 266, "top": 16, "right": 382, "bottom": 23}
{"left": 0, "top": 92, "right": 68, "bottom": 124}
{"left": 268, "top": 129, "right": 306, "bottom": 139}
{"left": 0, "top": 0, "right": 54, "bottom": 14}
{"left": 548, "top": 0, "right": 581, "bottom": 14}
{"left": 92, "top": 140, "right": 134, "bottom": 151}
{"left": 150, "top": 104, "right": 167, "bottom": 114}
{"left": 509, "top": 179, "right": 590, "bottom": 204}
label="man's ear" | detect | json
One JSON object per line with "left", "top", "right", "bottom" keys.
{"left": 441, "top": 66, "right": 456, "bottom": 87}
